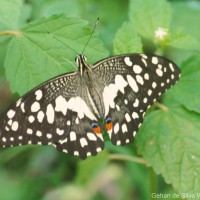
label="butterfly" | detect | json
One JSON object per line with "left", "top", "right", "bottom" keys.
{"left": 0, "top": 54, "right": 181, "bottom": 159}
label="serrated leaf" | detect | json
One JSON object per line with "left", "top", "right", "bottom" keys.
{"left": 113, "top": 22, "right": 143, "bottom": 54}
{"left": 137, "top": 106, "right": 200, "bottom": 197}
{"left": 4, "top": 15, "right": 109, "bottom": 95}
{"left": 165, "top": 55, "right": 200, "bottom": 113}
{"left": 0, "top": 0, "right": 23, "bottom": 30}
{"left": 129, "top": 0, "right": 172, "bottom": 39}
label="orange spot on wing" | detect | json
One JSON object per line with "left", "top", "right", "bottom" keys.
{"left": 105, "top": 121, "right": 113, "bottom": 131}
{"left": 92, "top": 126, "right": 102, "bottom": 134}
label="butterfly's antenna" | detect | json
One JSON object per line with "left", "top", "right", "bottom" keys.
{"left": 82, "top": 17, "right": 99, "bottom": 55}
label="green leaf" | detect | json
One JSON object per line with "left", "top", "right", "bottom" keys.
{"left": 113, "top": 22, "right": 143, "bottom": 54}
{"left": 165, "top": 55, "right": 200, "bottom": 113}
{"left": 168, "top": 30, "right": 199, "bottom": 51}
{"left": 0, "top": 0, "right": 23, "bottom": 30}
{"left": 171, "top": 1, "right": 200, "bottom": 48}
{"left": 129, "top": 0, "right": 172, "bottom": 39}
{"left": 137, "top": 106, "right": 200, "bottom": 197}
{"left": 4, "top": 15, "right": 109, "bottom": 95}
{"left": 32, "top": 0, "right": 81, "bottom": 19}
{"left": 75, "top": 150, "right": 109, "bottom": 185}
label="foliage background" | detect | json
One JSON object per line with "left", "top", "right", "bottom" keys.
{"left": 0, "top": 0, "right": 200, "bottom": 200}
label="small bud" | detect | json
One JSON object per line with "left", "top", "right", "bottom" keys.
{"left": 154, "top": 27, "right": 168, "bottom": 41}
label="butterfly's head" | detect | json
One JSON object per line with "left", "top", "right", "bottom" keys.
{"left": 75, "top": 55, "right": 90, "bottom": 75}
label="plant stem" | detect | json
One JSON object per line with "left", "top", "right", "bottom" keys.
{"left": 109, "top": 154, "right": 147, "bottom": 165}
{"left": 154, "top": 102, "right": 168, "bottom": 112}
{"left": 0, "top": 31, "right": 20, "bottom": 36}
{"left": 149, "top": 167, "right": 157, "bottom": 200}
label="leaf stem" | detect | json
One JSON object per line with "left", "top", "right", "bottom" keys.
{"left": 149, "top": 167, "right": 157, "bottom": 200}
{"left": 154, "top": 102, "right": 168, "bottom": 112}
{"left": 109, "top": 154, "right": 147, "bottom": 165}
{"left": 0, "top": 31, "right": 21, "bottom": 36}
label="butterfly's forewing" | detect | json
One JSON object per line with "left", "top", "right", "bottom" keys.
{"left": 92, "top": 54, "right": 181, "bottom": 145}
{"left": 0, "top": 72, "right": 104, "bottom": 159}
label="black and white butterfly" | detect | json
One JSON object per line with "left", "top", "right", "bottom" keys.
{"left": 0, "top": 54, "right": 181, "bottom": 159}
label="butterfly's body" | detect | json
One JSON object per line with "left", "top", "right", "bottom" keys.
{"left": 0, "top": 54, "right": 181, "bottom": 159}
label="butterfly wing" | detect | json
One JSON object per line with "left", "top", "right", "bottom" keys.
{"left": 92, "top": 54, "right": 181, "bottom": 145}
{"left": 0, "top": 72, "right": 104, "bottom": 159}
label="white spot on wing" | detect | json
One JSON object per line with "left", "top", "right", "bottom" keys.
{"left": 148, "top": 89, "right": 152, "bottom": 96}
{"left": 152, "top": 57, "right": 158, "bottom": 65}
{"left": 31, "top": 102, "right": 40, "bottom": 112}
{"left": 47, "top": 133, "right": 52, "bottom": 139}
{"left": 35, "top": 90, "right": 43, "bottom": 101}
{"left": 80, "top": 138, "right": 88, "bottom": 147}
{"left": 36, "top": 130, "right": 42, "bottom": 137}
{"left": 143, "top": 98, "right": 147, "bottom": 103}
{"left": 87, "top": 133, "right": 97, "bottom": 141}
{"left": 18, "top": 136, "right": 23, "bottom": 140}
{"left": 127, "top": 75, "right": 139, "bottom": 93}
{"left": 156, "top": 68, "right": 163, "bottom": 77}
{"left": 56, "top": 128, "right": 64, "bottom": 136}
{"left": 122, "top": 123, "right": 128, "bottom": 133}
{"left": 132, "top": 112, "right": 139, "bottom": 119}
{"left": 114, "top": 123, "right": 119, "bottom": 134}
{"left": 21, "top": 102, "right": 25, "bottom": 113}
{"left": 125, "top": 113, "right": 131, "bottom": 122}
{"left": 75, "top": 117, "right": 79, "bottom": 124}
{"left": 142, "top": 58, "right": 147, "bottom": 67}
{"left": 133, "top": 98, "right": 139, "bottom": 107}
{"left": 144, "top": 73, "right": 149, "bottom": 80}
{"left": 7, "top": 110, "right": 15, "bottom": 119}
{"left": 67, "top": 97, "right": 96, "bottom": 120}
{"left": 115, "top": 75, "right": 128, "bottom": 94}
{"left": 55, "top": 95, "right": 68, "bottom": 115}
{"left": 27, "top": 128, "right": 33, "bottom": 134}
{"left": 46, "top": 104, "right": 55, "bottom": 124}
{"left": 169, "top": 63, "right": 174, "bottom": 72}
{"left": 124, "top": 57, "right": 132, "bottom": 66}
{"left": 136, "top": 75, "right": 144, "bottom": 85}
{"left": 8, "top": 119, "right": 12, "bottom": 126}
{"left": 74, "top": 151, "right": 79, "bottom": 156}
{"left": 133, "top": 65, "right": 142, "bottom": 74}
{"left": 37, "top": 111, "right": 44, "bottom": 123}
{"left": 28, "top": 115, "right": 35, "bottom": 123}
{"left": 70, "top": 131, "right": 76, "bottom": 141}
{"left": 152, "top": 82, "right": 157, "bottom": 89}
{"left": 59, "top": 138, "right": 68, "bottom": 144}
{"left": 16, "top": 98, "right": 22, "bottom": 107}
{"left": 96, "top": 147, "right": 102, "bottom": 152}
{"left": 133, "top": 131, "right": 137, "bottom": 137}
{"left": 140, "top": 54, "right": 148, "bottom": 59}
{"left": 103, "top": 84, "right": 118, "bottom": 117}
{"left": 11, "top": 121, "right": 18, "bottom": 131}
